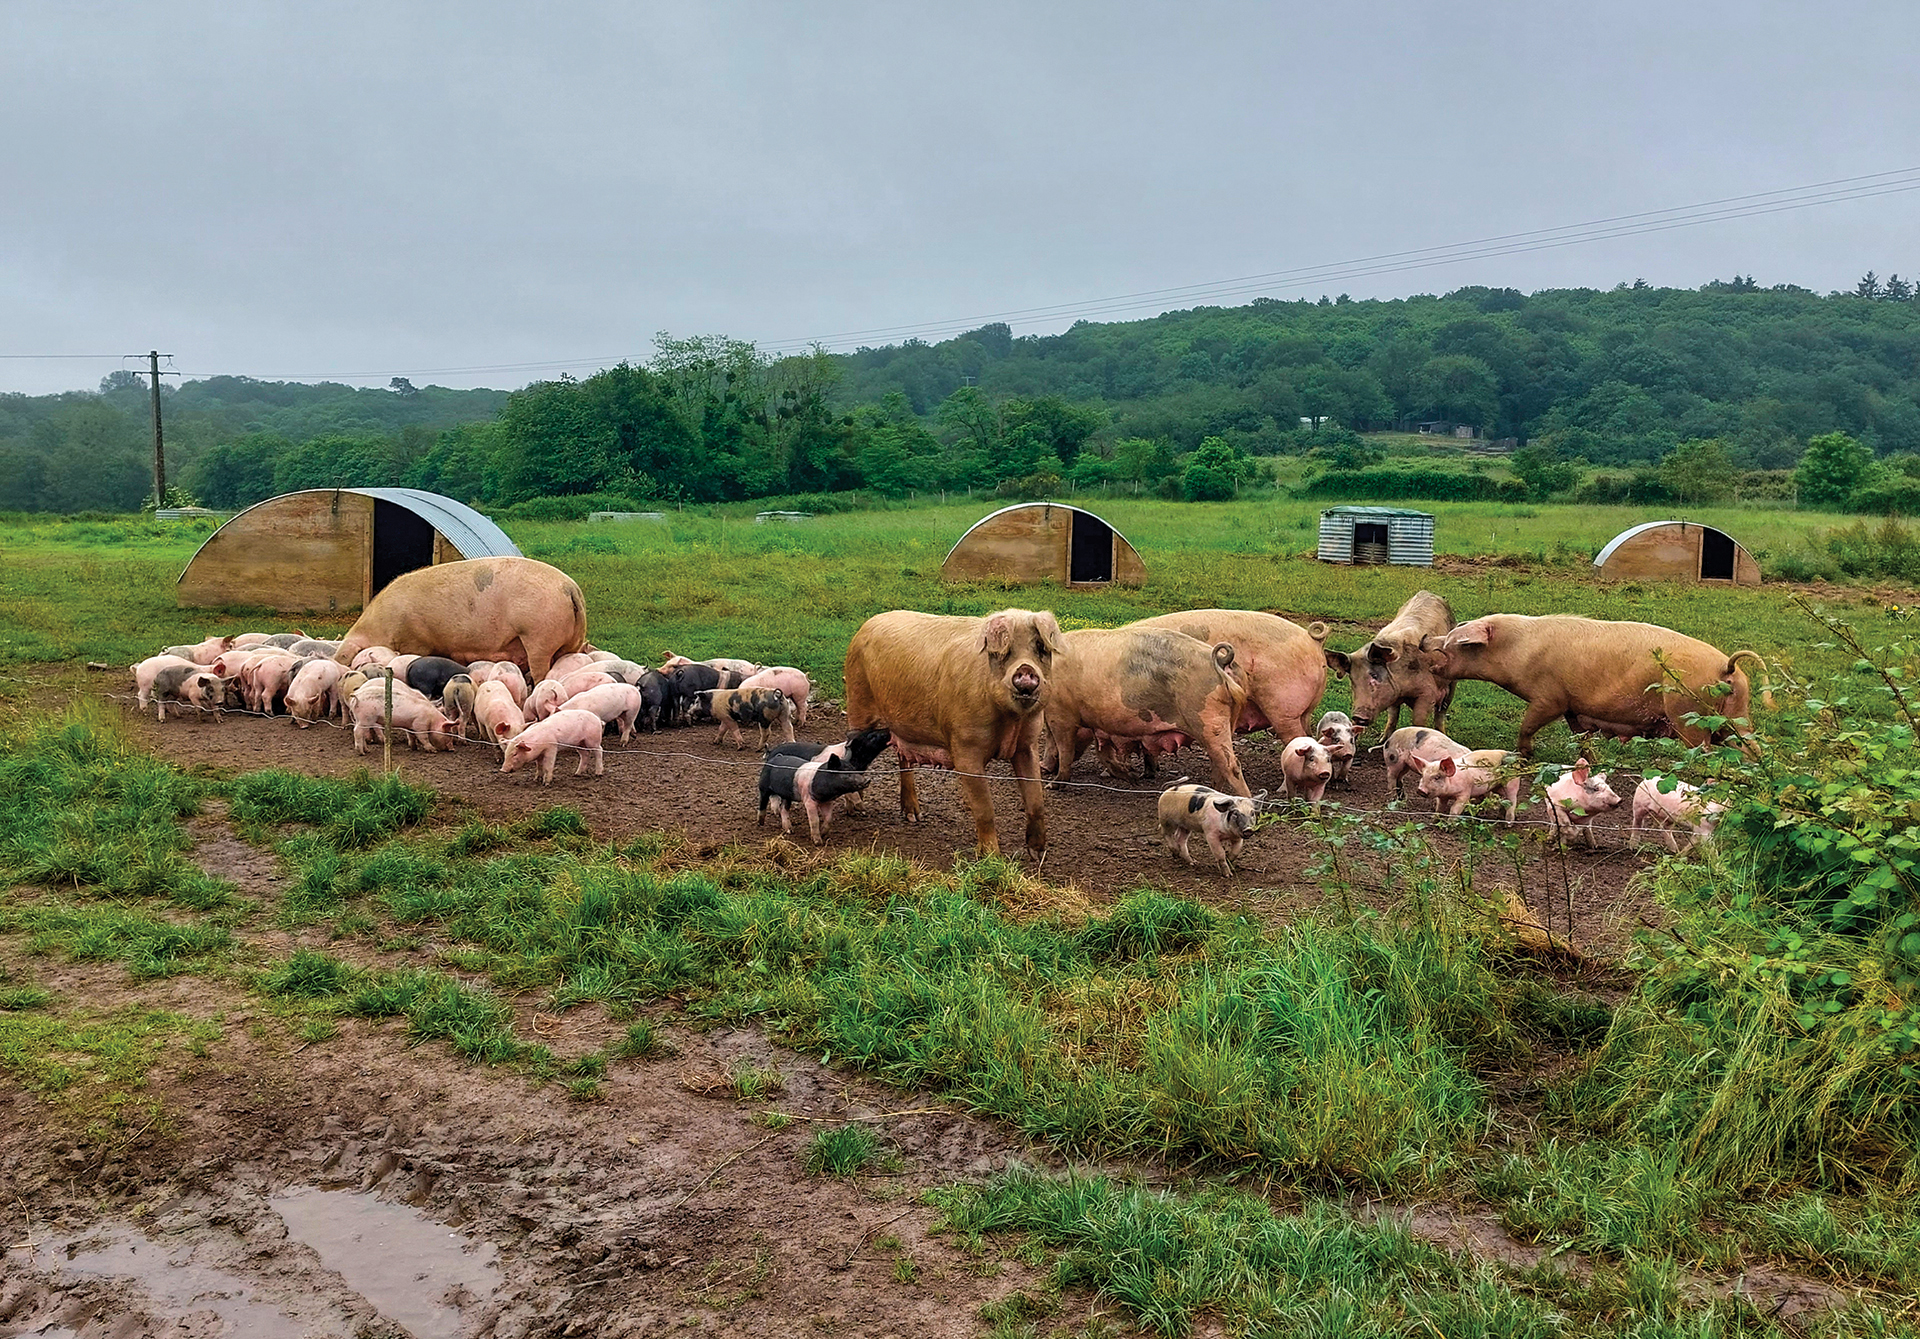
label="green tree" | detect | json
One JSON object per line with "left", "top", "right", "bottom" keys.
{"left": 1797, "top": 431, "right": 1874, "bottom": 509}
{"left": 188, "top": 433, "right": 289, "bottom": 509}
{"left": 1181, "top": 436, "right": 1249, "bottom": 501}
{"left": 1510, "top": 442, "right": 1579, "bottom": 499}
{"left": 1657, "top": 438, "right": 1736, "bottom": 505}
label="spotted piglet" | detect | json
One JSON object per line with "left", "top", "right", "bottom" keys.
{"left": 1157, "top": 782, "right": 1265, "bottom": 873}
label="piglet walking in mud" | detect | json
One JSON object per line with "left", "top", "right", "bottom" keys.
{"left": 1157, "top": 782, "right": 1264, "bottom": 873}
{"left": 758, "top": 730, "right": 894, "bottom": 844}
{"left": 500, "top": 708, "right": 606, "bottom": 785}
{"left": 1543, "top": 760, "right": 1622, "bottom": 847}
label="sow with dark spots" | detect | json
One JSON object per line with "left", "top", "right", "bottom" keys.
{"left": 1042, "top": 628, "right": 1251, "bottom": 797}
{"left": 333, "top": 557, "right": 587, "bottom": 684}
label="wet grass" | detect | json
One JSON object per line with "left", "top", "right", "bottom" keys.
{"left": 0, "top": 1005, "right": 222, "bottom": 1136}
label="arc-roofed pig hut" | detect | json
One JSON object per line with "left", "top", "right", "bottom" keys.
{"left": 941, "top": 502, "right": 1146, "bottom": 588}
{"left": 176, "top": 487, "right": 522, "bottom": 612}
{"left": 1593, "top": 520, "right": 1760, "bottom": 586}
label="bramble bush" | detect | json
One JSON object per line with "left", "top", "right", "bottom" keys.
{"left": 1586, "top": 602, "right": 1920, "bottom": 1189}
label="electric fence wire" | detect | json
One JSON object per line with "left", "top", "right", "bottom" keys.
{"left": 97, "top": 688, "right": 1663, "bottom": 852}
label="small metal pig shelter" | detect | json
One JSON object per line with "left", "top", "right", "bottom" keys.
{"left": 1316, "top": 506, "right": 1434, "bottom": 566}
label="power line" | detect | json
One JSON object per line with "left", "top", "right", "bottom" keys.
{"left": 16, "top": 166, "right": 1919, "bottom": 384}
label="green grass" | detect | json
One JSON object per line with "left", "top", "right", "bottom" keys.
{"left": 802, "top": 1123, "right": 893, "bottom": 1176}
{"left": 0, "top": 1005, "right": 221, "bottom": 1132}
{"left": 936, "top": 1166, "right": 1831, "bottom": 1339}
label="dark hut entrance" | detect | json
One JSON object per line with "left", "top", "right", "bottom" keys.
{"left": 1700, "top": 527, "right": 1736, "bottom": 580}
{"left": 1069, "top": 511, "right": 1115, "bottom": 583}
{"left": 372, "top": 497, "right": 438, "bottom": 597}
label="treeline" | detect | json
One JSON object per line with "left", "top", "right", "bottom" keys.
{"left": 844, "top": 276, "right": 1920, "bottom": 467}
{"left": 0, "top": 375, "right": 507, "bottom": 512}
{"left": 4, "top": 276, "right": 1918, "bottom": 513}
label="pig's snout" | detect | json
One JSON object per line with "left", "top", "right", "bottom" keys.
{"left": 1010, "top": 665, "right": 1042, "bottom": 700}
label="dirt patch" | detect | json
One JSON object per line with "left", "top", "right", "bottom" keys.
{"left": 0, "top": 952, "right": 1048, "bottom": 1338}
{"left": 77, "top": 674, "right": 1662, "bottom": 962}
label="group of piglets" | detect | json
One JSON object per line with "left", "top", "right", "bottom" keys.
{"left": 132, "top": 635, "right": 820, "bottom": 791}
{"left": 1378, "top": 723, "right": 1723, "bottom": 851}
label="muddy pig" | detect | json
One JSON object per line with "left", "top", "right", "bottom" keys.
{"left": 1278, "top": 736, "right": 1334, "bottom": 808}
{"left": 1157, "top": 783, "right": 1264, "bottom": 872}
{"left": 133, "top": 654, "right": 200, "bottom": 710}
{"left": 1630, "top": 776, "right": 1724, "bottom": 853}
{"left": 738, "top": 666, "right": 811, "bottom": 725}
{"left": 1315, "top": 710, "right": 1358, "bottom": 784}
{"left": 758, "top": 729, "right": 894, "bottom": 844}
{"left": 1416, "top": 749, "right": 1526, "bottom": 822}
{"left": 500, "top": 708, "right": 606, "bottom": 784}
{"left": 148, "top": 663, "right": 230, "bottom": 722}
{"left": 1543, "top": 760, "right": 1622, "bottom": 847}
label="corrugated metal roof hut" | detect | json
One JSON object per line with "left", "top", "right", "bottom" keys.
{"left": 941, "top": 502, "right": 1146, "bottom": 588}
{"left": 1317, "top": 506, "right": 1434, "bottom": 566}
{"left": 176, "top": 487, "right": 521, "bottom": 612}
{"left": 1593, "top": 520, "right": 1760, "bottom": 586}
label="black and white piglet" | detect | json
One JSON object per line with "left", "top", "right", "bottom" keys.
{"left": 757, "top": 729, "right": 894, "bottom": 844}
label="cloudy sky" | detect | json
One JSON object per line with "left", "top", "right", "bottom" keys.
{"left": 4, "top": 0, "right": 1917, "bottom": 395}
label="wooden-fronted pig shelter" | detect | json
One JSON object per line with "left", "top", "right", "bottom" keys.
{"left": 941, "top": 502, "right": 1146, "bottom": 588}
{"left": 1593, "top": 520, "right": 1760, "bottom": 586}
{"left": 176, "top": 488, "right": 521, "bottom": 613}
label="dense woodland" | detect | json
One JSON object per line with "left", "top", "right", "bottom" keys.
{"left": 4, "top": 276, "right": 1918, "bottom": 514}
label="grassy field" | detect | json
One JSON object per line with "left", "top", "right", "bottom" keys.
{"left": 0, "top": 497, "right": 1890, "bottom": 765}
{"left": 7, "top": 496, "right": 1920, "bottom": 1332}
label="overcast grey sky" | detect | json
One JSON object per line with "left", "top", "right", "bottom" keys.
{"left": 4, "top": 0, "right": 1917, "bottom": 395}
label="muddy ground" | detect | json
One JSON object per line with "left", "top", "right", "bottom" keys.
{"left": 0, "top": 674, "right": 1684, "bottom": 1337}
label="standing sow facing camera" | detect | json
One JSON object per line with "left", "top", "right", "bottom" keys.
{"left": 843, "top": 608, "right": 1065, "bottom": 857}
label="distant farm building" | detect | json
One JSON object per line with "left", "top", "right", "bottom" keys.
{"left": 1317, "top": 506, "right": 1435, "bottom": 567}
{"left": 1593, "top": 520, "right": 1760, "bottom": 586}
{"left": 1416, "top": 421, "right": 1478, "bottom": 439}
{"left": 941, "top": 502, "right": 1145, "bottom": 588}
{"left": 176, "top": 487, "right": 521, "bottom": 612}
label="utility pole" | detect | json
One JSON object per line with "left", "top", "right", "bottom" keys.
{"left": 139, "top": 351, "right": 176, "bottom": 507}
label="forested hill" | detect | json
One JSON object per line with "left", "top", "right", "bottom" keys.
{"left": 839, "top": 280, "right": 1920, "bottom": 466}
{"left": 3, "top": 278, "right": 1918, "bottom": 513}
{"left": 0, "top": 375, "right": 508, "bottom": 512}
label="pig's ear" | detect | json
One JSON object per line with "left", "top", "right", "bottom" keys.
{"left": 1033, "top": 611, "right": 1067, "bottom": 654}
{"left": 1438, "top": 756, "right": 1458, "bottom": 776}
{"left": 1292, "top": 741, "right": 1314, "bottom": 757}
{"left": 1450, "top": 621, "right": 1491, "bottom": 648}
{"left": 1370, "top": 643, "right": 1400, "bottom": 666}
{"left": 1571, "top": 759, "right": 1591, "bottom": 783}
{"left": 980, "top": 613, "right": 1013, "bottom": 655}
{"left": 1418, "top": 634, "right": 1446, "bottom": 653}
{"left": 1212, "top": 799, "right": 1233, "bottom": 812}
{"left": 1324, "top": 649, "right": 1351, "bottom": 678}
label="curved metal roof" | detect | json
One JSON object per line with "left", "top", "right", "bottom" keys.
{"left": 1592, "top": 519, "right": 1743, "bottom": 568}
{"left": 942, "top": 501, "right": 1143, "bottom": 567}
{"left": 178, "top": 487, "right": 520, "bottom": 582}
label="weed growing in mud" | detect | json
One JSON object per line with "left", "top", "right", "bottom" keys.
{"left": 618, "top": 1018, "right": 666, "bottom": 1058}
{"left": 261, "top": 947, "right": 356, "bottom": 998}
{"left": 728, "top": 1057, "right": 783, "bottom": 1099}
{"left": 0, "top": 985, "right": 53, "bottom": 1011}
{"left": 802, "top": 1124, "right": 890, "bottom": 1176}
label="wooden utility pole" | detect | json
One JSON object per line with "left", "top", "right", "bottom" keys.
{"left": 141, "top": 351, "right": 175, "bottom": 507}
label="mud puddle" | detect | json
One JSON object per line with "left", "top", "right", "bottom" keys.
{"left": 3, "top": 1184, "right": 499, "bottom": 1339}
{"left": 271, "top": 1185, "right": 501, "bottom": 1338}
